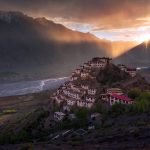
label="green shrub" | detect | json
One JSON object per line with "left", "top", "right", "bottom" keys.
{"left": 128, "top": 88, "right": 141, "bottom": 99}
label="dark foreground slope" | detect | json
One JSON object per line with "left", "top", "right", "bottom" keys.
{"left": 0, "top": 11, "right": 112, "bottom": 81}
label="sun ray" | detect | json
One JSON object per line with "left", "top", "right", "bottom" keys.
{"left": 137, "top": 34, "right": 150, "bottom": 43}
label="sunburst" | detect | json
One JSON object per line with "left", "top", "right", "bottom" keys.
{"left": 137, "top": 34, "right": 150, "bottom": 43}
{"left": 136, "top": 34, "right": 150, "bottom": 48}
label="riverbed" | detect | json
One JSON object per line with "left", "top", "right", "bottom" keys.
{"left": 0, "top": 77, "right": 69, "bottom": 97}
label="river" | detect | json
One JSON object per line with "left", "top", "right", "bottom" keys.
{"left": 0, "top": 77, "right": 69, "bottom": 97}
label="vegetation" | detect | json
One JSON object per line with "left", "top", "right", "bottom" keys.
{"left": 0, "top": 108, "right": 49, "bottom": 144}
{"left": 128, "top": 88, "right": 142, "bottom": 99}
{"left": 108, "top": 89, "right": 150, "bottom": 116}
{"left": 97, "top": 64, "right": 130, "bottom": 85}
{"left": 91, "top": 102, "right": 107, "bottom": 114}
{"left": 0, "top": 89, "right": 150, "bottom": 145}
{"left": 0, "top": 109, "right": 17, "bottom": 116}
{"left": 75, "top": 107, "right": 89, "bottom": 120}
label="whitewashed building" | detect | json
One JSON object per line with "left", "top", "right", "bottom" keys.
{"left": 77, "top": 100, "right": 86, "bottom": 107}
{"left": 126, "top": 68, "right": 137, "bottom": 77}
{"left": 81, "top": 72, "right": 89, "bottom": 78}
{"left": 54, "top": 112, "right": 66, "bottom": 121}
{"left": 85, "top": 102, "right": 93, "bottom": 108}
{"left": 118, "top": 64, "right": 127, "bottom": 71}
{"left": 91, "top": 60, "right": 106, "bottom": 69}
{"left": 75, "top": 69, "right": 81, "bottom": 74}
{"left": 101, "top": 93, "right": 134, "bottom": 105}
{"left": 88, "top": 88, "right": 97, "bottom": 95}
{"left": 71, "top": 76, "right": 78, "bottom": 81}
{"left": 81, "top": 84, "right": 89, "bottom": 90}
{"left": 71, "top": 84, "right": 80, "bottom": 92}
{"left": 67, "top": 99, "right": 76, "bottom": 106}
{"left": 109, "top": 94, "right": 134, "bottom": 105}
{"left": 107, "top": 88, "right": 123, "bottom": 95}
{"left": 86, "top": 95, "right": 96, "bottom": 102}
{"left": 118, "top": 64, "right": 137, "bottom": 77}
{"left": 55, "top": 96, "right": 64, "bottom": 104}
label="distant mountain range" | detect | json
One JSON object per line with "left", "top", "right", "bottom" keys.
{"left": 0, "top": 11, "right": 137, "bottom": 81}
{"left": 113, "top": 41, "right": 150, "bottom": 82}
{"left": 114, "top": 41, "right": 150, "bottom": 68}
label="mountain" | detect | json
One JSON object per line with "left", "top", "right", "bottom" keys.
{"left": 111, "top": 41, "right": 138, "bottom": 57}
{"left": 113, "top": 41, "right": 150, "bottom": 68}
{"left": 0, "top": 11, "right": 112, "bottom": 81}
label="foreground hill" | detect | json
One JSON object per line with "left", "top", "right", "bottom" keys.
{"left": 0, "top": 11, "right": 112, "bottom": 81}
{"left": 113, "top": 41, "right": 150, "bottom": 68}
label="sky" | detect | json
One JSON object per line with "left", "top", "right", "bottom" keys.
{"left": 0, "top": 0, "right": 150, "bottom": 41}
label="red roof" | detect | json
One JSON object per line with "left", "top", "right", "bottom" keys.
{"left": 110, "top": 94, "right": 133, "bottom": 102}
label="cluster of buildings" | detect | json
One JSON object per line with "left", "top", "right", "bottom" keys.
{"left": 52, "top": 57, "right": 111, "bottom": 109}
{"left": 51, "top": 81, "right": 97, "bottom": 108}
{"left": 51, "top": 57, "right": 135, "bottom": 112}
{"left": 71, "top": 57, "right": 112, "bottom": 81}
{"left": 101, "top": 88, "right": 134, "bottom": 105}
{"left": 118, "top": 64, "right": 137, "bottom": 77}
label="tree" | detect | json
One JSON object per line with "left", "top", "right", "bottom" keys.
{"left": 91, "top": 102, "right": 107, "bottom": 114}
{"left": 134, "top": 92, "right": 150, "bottom": 113}
{"left": 128, "top": 88, "right": 141, "bottom": 99}
{"left": 110, "top": 103, "right": 126, "bottom": 116}
{"left": 74, "top": 107, "right": 89, "bottom": 128}
{"left": 75, "top": 107, "right": 89, "bottom": 120}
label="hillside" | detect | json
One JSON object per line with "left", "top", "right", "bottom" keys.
{"left": 113, "top": 41, "right": 150, "bottom": 68}
{"left": 97, "top": 65, "right": 150, "bottom": 90}
{"left": 139, "top": 67, "right": 150, "bottom": 82}
{"left": 51, "top": 57, "right": 150, "bottom": 110}
{"left": 0, "top": 11, "right": 112, "bottom": 81}
{"left": 97, "top": 64, "right": 130, "bottom": 86}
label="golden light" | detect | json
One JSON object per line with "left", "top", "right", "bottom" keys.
{"left": 137, "top": 34, "right": 150, "bottom": 43}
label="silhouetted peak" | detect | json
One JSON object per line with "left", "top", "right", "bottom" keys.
{"left": 0, "top": 10, "right": 27, "bottom": 23}
{"left": 35, "top": 17, "right": 55, "bottom": 25}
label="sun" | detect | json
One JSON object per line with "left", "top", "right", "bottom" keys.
{"left": 137, "top": 34, "right": 150, "bottom": 43}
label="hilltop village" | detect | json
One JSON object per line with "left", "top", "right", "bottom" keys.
{"left": 51, "top": 57, "right": 138, "bottom": 121}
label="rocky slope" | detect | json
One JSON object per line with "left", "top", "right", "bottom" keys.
{"left": 94, "top": 64, "right": 150, "bottom": 93}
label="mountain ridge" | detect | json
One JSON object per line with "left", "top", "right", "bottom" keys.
{"left": 0, "top": 11, "right": 111, "bottom": 81}
{"left": 113, "top": 41, "right": 150, "bottom": 67}
{"left": 0, "top": 10, "right": 138, "bottom": 82}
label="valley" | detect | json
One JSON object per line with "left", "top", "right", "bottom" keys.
{"left": 0, "top": 77, "right": 68, "bottom": 97}
{"left": 0, "top": 8, "right": 149, "bottom": 150}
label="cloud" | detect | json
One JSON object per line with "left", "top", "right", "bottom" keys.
{"left": 0, "top": 0, "right": 150, "bottom": 28}
{"left": 0, "top": 0, "right": 150, "bottom": 41}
